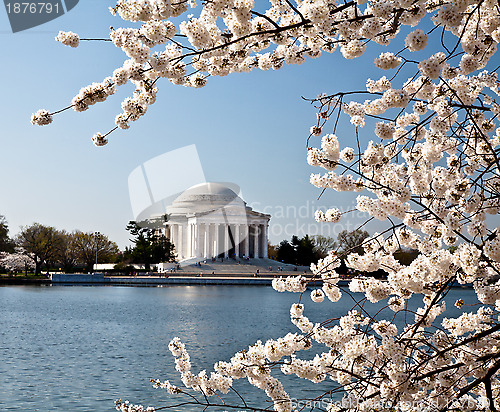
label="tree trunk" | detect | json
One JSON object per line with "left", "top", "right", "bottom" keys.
{"left": 34, "top": 260, "right": 41, "bottom": 276}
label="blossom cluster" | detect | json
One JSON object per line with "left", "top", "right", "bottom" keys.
{"left": 114, "top": 400, "right": 155, "bottom": 412}
{"left": 55, "top": 31, "right": 79, "bottom": 48}
{"left": 164, "top": 335, "right": 311, "bottom": 412}
{"left": 0, "top": 251, "right": 35, "bottom": 272}
{"left": 33, "top": 0, "right": 500, "bottom": 149}
{"left": 298, "top": 0, "right": 500, "bottom": 405}
{"left": 314, "top": 208, "right": 341, "bottom": 223}
{"left": 37, "top": 0, "right": 500, "bottom": 410}
{"left": 144, "top": 0, "right": 500, "bottom": 406}
{"left": 30, "top": 109, "right": 52, "bottom": 126}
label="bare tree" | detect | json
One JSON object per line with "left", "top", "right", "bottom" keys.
{"left": 56, "top": 230, "right": 80, "bottom": 273}
{"left": 72, "top": 231, "right": 119, "bottom": 273}
{"left": 336, "top": 229, "right": 369, "bottom": 255}
{"left": 311, "top": 235, "right": 337, "bottom": 258}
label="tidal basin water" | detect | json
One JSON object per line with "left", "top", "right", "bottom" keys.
{"left": 0, "top": 285, "right": 475, "bottom": 411}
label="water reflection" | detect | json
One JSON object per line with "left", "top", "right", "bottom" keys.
{"left": 0, "top": 285, "right": 476, "bottom": 411}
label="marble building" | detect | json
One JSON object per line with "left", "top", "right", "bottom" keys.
{"left": 162, "top": 182, "right": 270, "bottom": 261}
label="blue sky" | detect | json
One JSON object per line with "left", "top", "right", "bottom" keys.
{"left": 0, "top": 0, "right": 456, "bottom": 249}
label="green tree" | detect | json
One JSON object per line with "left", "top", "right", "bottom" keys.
{"left": 0, "top": 215, "right": 15, "bottom": 253}
{"left": 125, "top": 221, "right": 176, "bottom": 271}
{"left": 295, "top": 235, "right": 316, "bottom": 266}
{"left": 72, "top": 231, "right": 119, "bottom": 273}
{"left": 276, "top": 240, "right": 296, "bottom": 264}
{"left": 16, "top": 223, "right": 64, "bottom": 275}
{"left": 337, "top": 229, "right": 370, "bottom": 256}
{"left": 276, "top": 235, "right": 320, "bottom": 266}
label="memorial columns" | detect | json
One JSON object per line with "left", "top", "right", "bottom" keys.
{"left": 192, "top": 224, "right": 197, "bottom": 258}
{"left": 235, "top": 224, "right": 240, "bottom": 257}
{"left": 186, "top": 223, "right": 193, "bottom": 257}
{"left": 254, "top": 224, "right": 260, "bottom": 258}
{"left": 178, "top": 225, "right": 183, "bottom": 259}
{"left": 215, "top": 223, "right": 221, "bottom": 257}
{"left": 224, "top": 224, "right": 229, "bottom": 258}
{"left": 207, "top": 223, "right": 212, "bottom": 258}
{"left": 212, "top": 223, "right": 216, "bottom": 257}
{"left": 244, "top": 225, "right": 250, "bottom": 257}
{"left": 196, "top": 224, "right": 201, "bottom": 258}
{"left": 203, "top": 224, "right": 208, "bottom": 258}
{"left": 170, "top": 224, "right": 177, "bottom": 248}
{"left": 196, "top": 223, "right": 203, "bottom": 258}
{"left": 263, "top": 225, "right": 268, "bottom": 258}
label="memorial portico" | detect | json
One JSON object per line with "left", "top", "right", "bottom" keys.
{"left": 162, "top": 183, "right": 270, "bottom": 261}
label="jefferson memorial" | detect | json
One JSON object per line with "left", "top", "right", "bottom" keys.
{"left": 161, "top": 182, "right": 270, "bottom": 261}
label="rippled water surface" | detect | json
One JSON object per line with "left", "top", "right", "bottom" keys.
{"left": 0, "top": 285, "right": 475, "bottom": 411}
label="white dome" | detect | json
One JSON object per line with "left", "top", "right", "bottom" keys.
{"left": 167, "top": 182, "right": 245, "bottom": 214}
